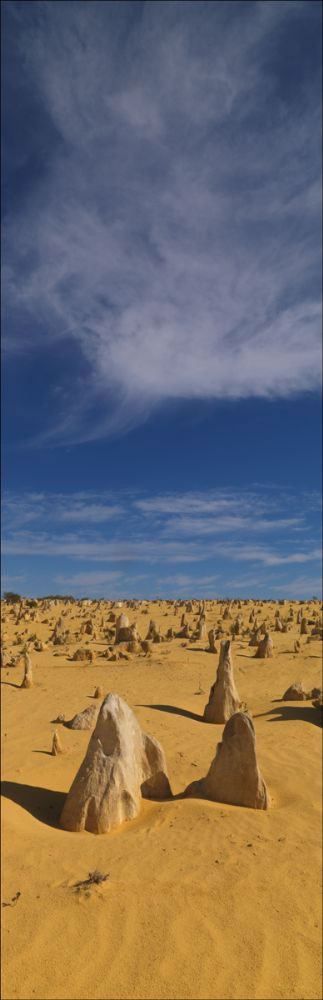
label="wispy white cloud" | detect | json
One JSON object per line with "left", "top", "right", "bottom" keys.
{"left": 161, "top": 516, "right": 304, "bottom": 536}
{"left": 5, "top": 488, "right": 320, "bottom": 532}
{"left": 135, "top": 489, "right": 321, "bottom": 520}
{"left": 60, "top": 504, "right": 123, "bottom": 523}
{"left": 135, "top": 493, "right": 269, "bottom": 516}
{"left": 54, "top": 570, "right": 123, "bottom": 587}
{"left": 3, "top": 531, "right": 320, "bottom": 568}
{"left": 135, "top": 488, "right": 318, "bottom": 541}
{"left": 259, "top": 549, "right": 321, "bottom": 567}
{"left": 4, "top": 0, "right": 321, "bottom": 444}
{"left": 54, "top": 569, "right": 149, "bottom": 596}
{"left": 2, "top": 532, "right": 205, "bottom": 564}
{"left": 3, "top": 493, "right": 125, "bottom": 528}
{"left": 270, "top": 575, "right": 322, "bottom": 597}
{"left": 2, "top": 487, "right": 321, "bottom": 598}
{"left": 213, "top": 544, "right": 322, "bottom": 566}
{"left": 157, "top": 573, "right": 218, "bottom": 593}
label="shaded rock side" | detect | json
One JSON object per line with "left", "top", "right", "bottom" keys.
{"left": 282, "top": 682, "right": 309, "bottom": 701}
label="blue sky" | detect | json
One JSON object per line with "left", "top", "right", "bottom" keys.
{"left": 2, "top": 0, "right": 322, "bottom": 599}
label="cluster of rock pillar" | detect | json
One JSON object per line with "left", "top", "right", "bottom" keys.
{"left": 60, "top": 687, "right": 269, "bottom": 835}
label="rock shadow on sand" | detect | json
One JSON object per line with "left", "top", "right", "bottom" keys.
{"left": 186, "top": 647, "right": 210, "bottom": 654}
{"left": 254, "top": 706, "right": 322, "bottom": 729}
{"left": 138, "top": 704, "right": 203, "bottom": 722}
{"left": 1, "top": 781, "right": 66, "bottom": 828}
{"left": 1, "top": 680, "right": 22, "bottom": 689}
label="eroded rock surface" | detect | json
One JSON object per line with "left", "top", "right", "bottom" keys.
{"left": 204, "top": 640, "right": 241, "bottom": 724}
{"left": 21, "top": 652, "right": 33, "bottom": 689}
{"left": 282, "top": 682, "right": 309, "bottom": 701}
{"left": 185, "top": 712, "right": 269, "bottom": 810}
{"left": 254, "top": 632, "right": 273, "bottom": 658}
{"left": 60, "top": 693, "right": 171, "bottom": 833}
{"left": 64, "top": 704, "right": 99, "bottom": 730}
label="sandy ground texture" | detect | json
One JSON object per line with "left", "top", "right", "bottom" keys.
{"left": 1, "top": 597, "right": 322, "bottom": 1000}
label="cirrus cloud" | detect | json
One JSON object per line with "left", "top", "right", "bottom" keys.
{"left": 3, "top": 0, "right": 322, "bottom": 444}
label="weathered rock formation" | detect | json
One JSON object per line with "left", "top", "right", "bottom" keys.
{"left": 60, "top": 693, "right": 172, "bottom": 833}
{"left": 177, "top": 624, "right": 190, "bottom": 639}
{"left": 21, "top": 652, "right": 32, "bottom": 688}
{"left": 114, "top": 614, "right": 131, "bottom": 644}
{"left": 311, "top": 624, "right": 323, "bottom": 638}
{"left": 52, "top": 730, "right": 63, "bottom": 755}
{"left": 249, "top": 628, "right": 262, "bottom": 647}
{"left": 282, "top": 682, "right": 309, "bottom": 701}
{"left": 125, "top": 640, "right": 138, "bottom": 654}
{"left": 254, "top": 632, "right": 273, "bottom": 658}
{"left": 145, "top": 619, "right": 158, "bottom": 640}
{"left": 64, "top": 704, "right": 99, "bottom": 730}
{"left": 51, "top": 617, "right": 67, "bottom": 645}
{"left": 197, "top": 620, "right": 207, "bottom": 641}
{"left": 83, "top": 620, "right": 94, "bottom": 635}
{"left": 72, "top": 648, "right": 93, "bottom": 663}
{"left": 184, "top": 712, "right": 269, "bottom": 809}
{"left": 140, "top": 640, "right": 151, "bottom": 656}
{"left": 216, "top": 627, "right": 225, "bottom": 640}
{"left": 282, "top": 683, "right": 322, "bottom": 702}
{"left": 208, "top": 628, "right": 217, "bottom": 653}
{"left": 204, "top": 640, "right": 241, "bottom": 724}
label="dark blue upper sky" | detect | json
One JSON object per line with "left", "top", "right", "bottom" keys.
{"left": 2, "top": 0, "right": 322, "bottom": 599}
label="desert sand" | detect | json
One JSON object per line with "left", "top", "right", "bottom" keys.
{"left": 1, "top": 597, "right": 322, "bottom": 1000}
